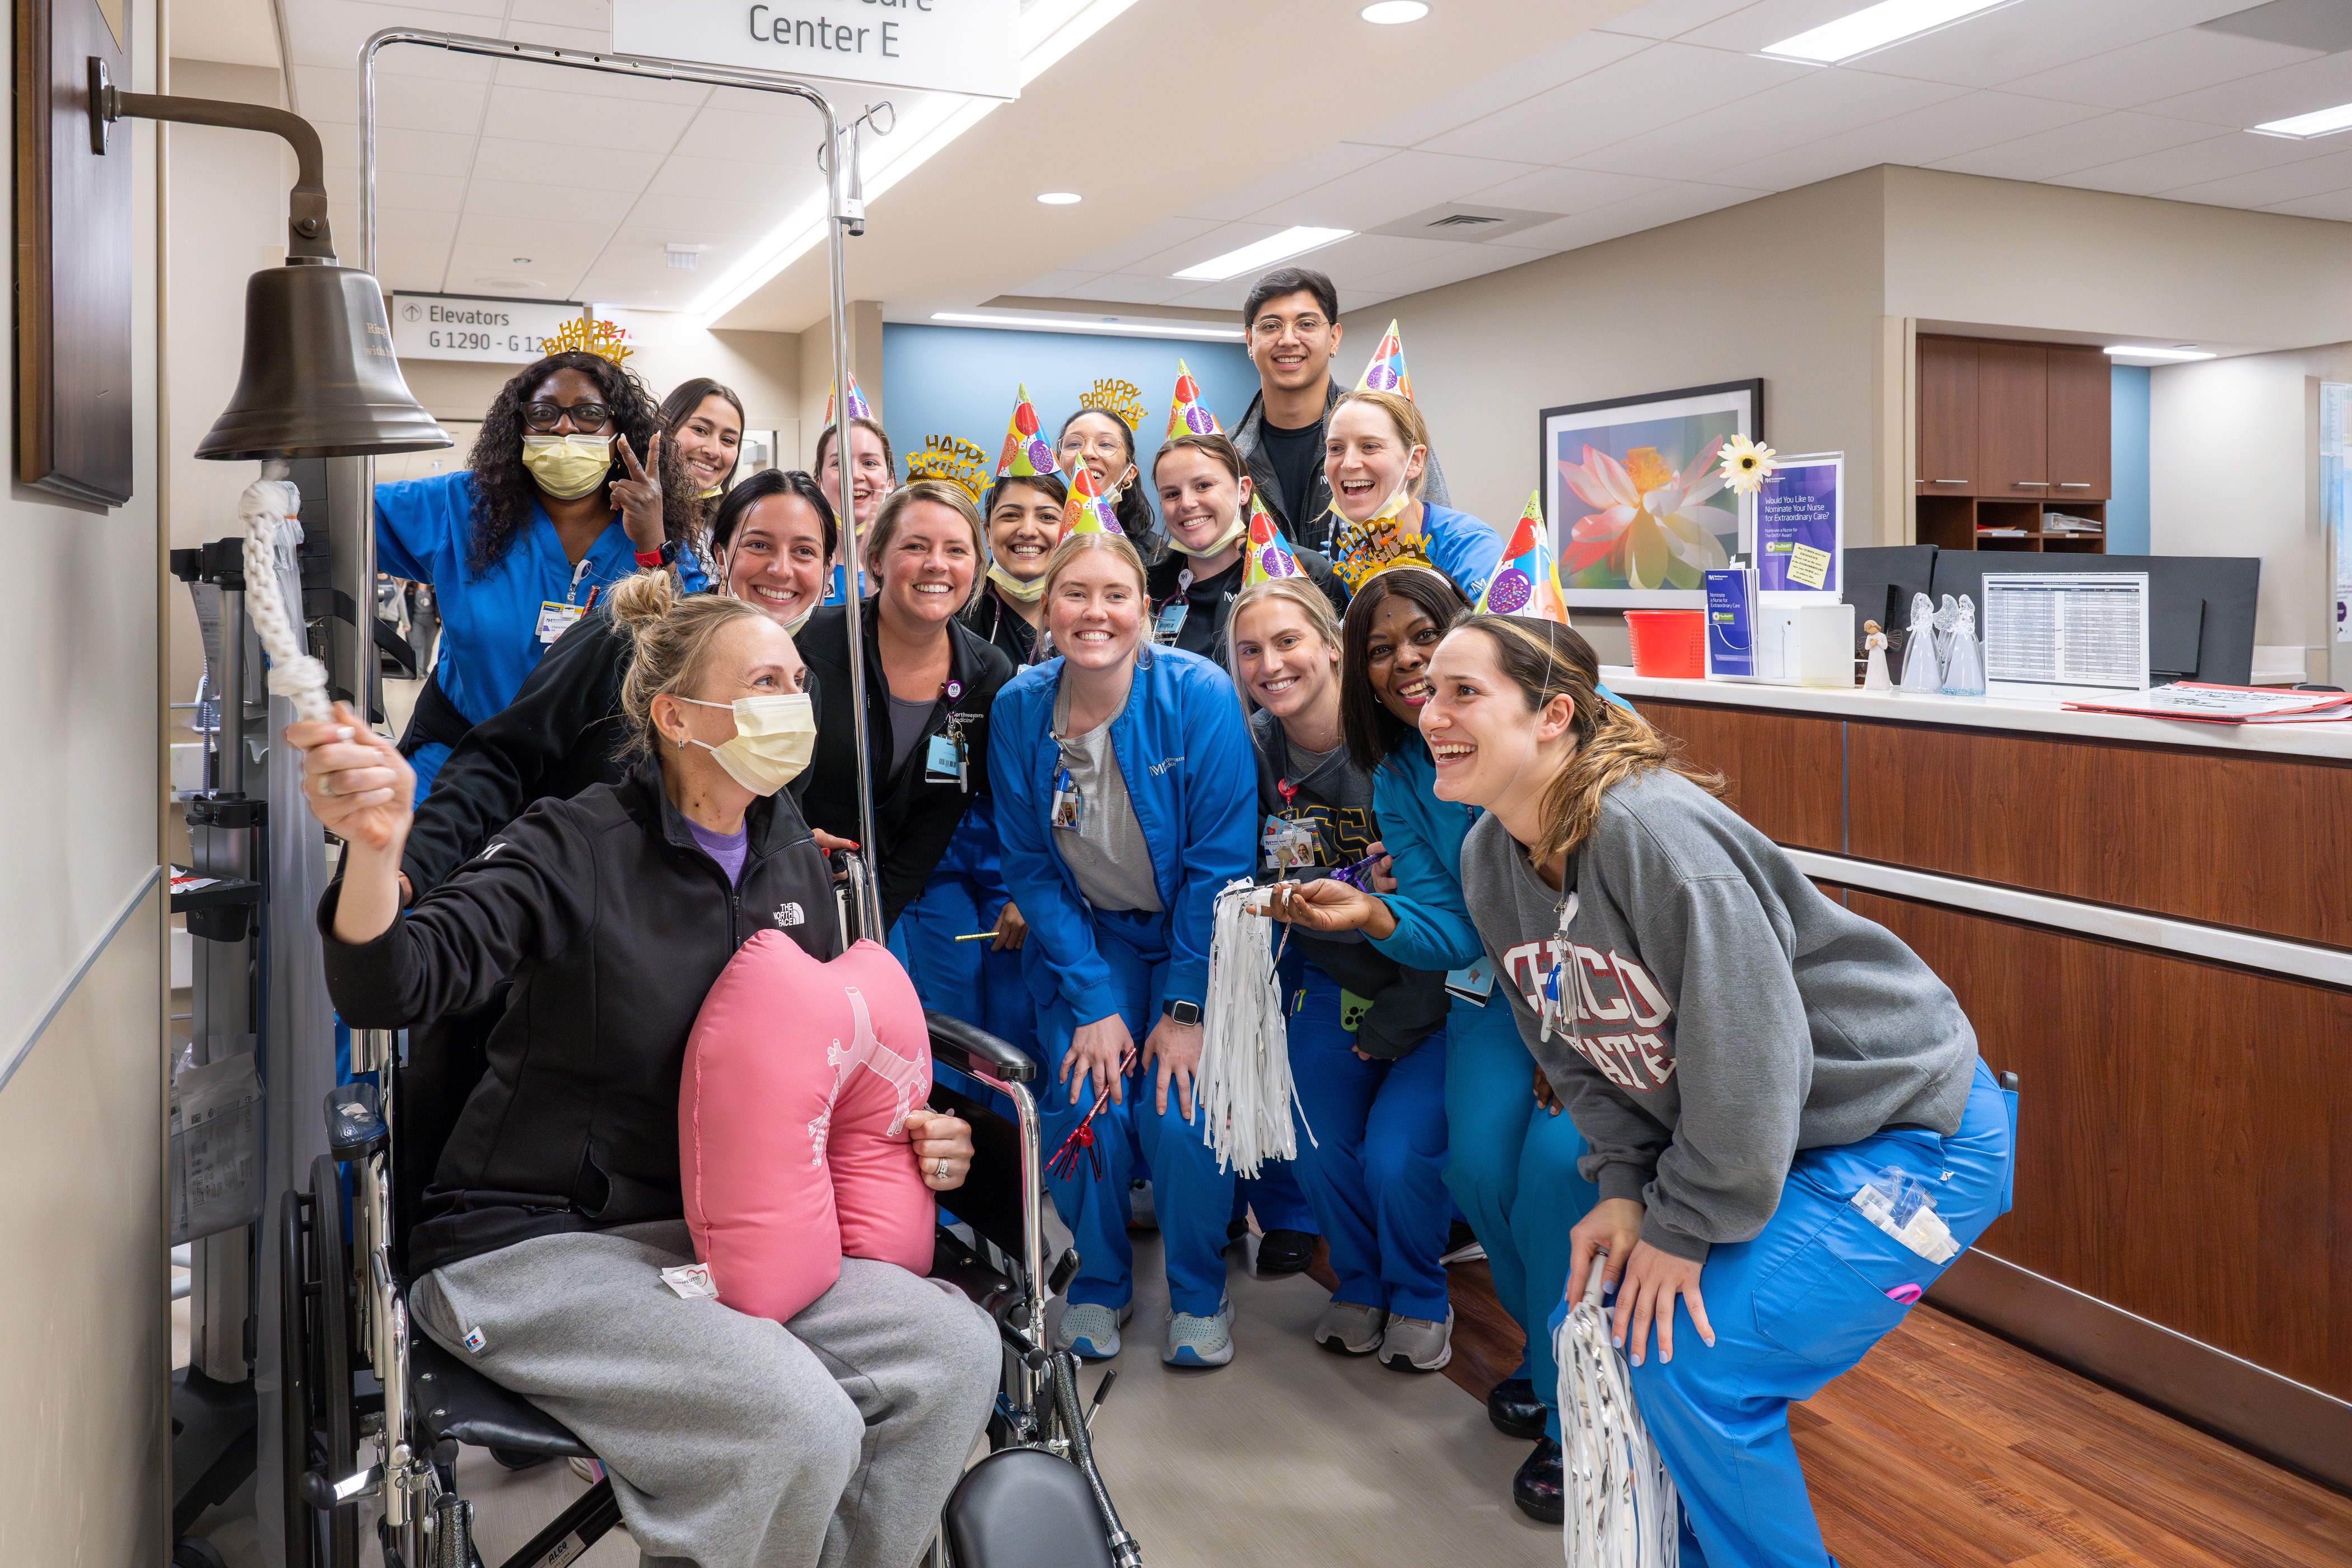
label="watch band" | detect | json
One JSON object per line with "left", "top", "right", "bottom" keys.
{"left": 1163, "top": 999, "right": 1202, "bottom": 1026}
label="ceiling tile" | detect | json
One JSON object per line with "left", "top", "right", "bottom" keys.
{"left": 1998, "top": 27, "right": 2321, "bottom": 113}
{"left": 468, "top": 141, "right": 666, "bottom": 190}
{"left": 461, "top": 177, "right": 637, "bottom": 221}
{"left": 2050, "top": 125, "right": 2339, "bottom": 198}
{"left": 369, "top": 72, "right": 492, "bottom": 134}
{"left": 1824, "top": 0, "right": 2233, "bottom": 90}
{"left": 2137, "top": 42, "right": 2352, "bottom": 129}
{"left": 1459, "top": 164, "right": 1665, "bottom": 213}
{"left": 499, "top": 19, "right": 612, "bottom": 53}
{"left": 1297, "top": 234, "right": 1463, "bottom": 287}
{"left": 375, "top": 169, "right": 469, "bottom": 210}
{"left": 374, "top": 125, "right": 481, "bottom": 176}
{"left": 491, "top": 55, "right": 713, "bottom": 106}
{"left": 682, "top": 104, "right": 829, "bottom": 161}
{"left": 1502, "top": 180, "right": 1762, "bottom": 254}
{"left": 1570, "top": 64, "right": 1966, "bottom": 182}
{"left": 1053, "top": 274, "right": 1212, "bottom": 306}
{"left": 1162, "top": 276, "right": 1259, "bottom": 313}
{"left": 509, "top": 0, "right": 609, "bottom": 31}
{"left": 1419, "top": 43, "right": 1813, "bottom": 166}
{"left": 445, "top": 245, "right": 590, "bottom": 297}
{"left": 286, "top": 2, "right": 436, "bottom": 69}
{"left": 645, "top": 153, "right": 808, "bottom": 203}
{"left": 623, "top": 191, "right": 795, "bottom": 239}
{"left": 478, "top": 85, "right": 699, "bottom": 153}
{"left": 1595, "top": 0, "right": 1771, "bottom": 43}
{"left": 1247, "top": 151, "right": 1550, "bottom": 232}
{"left": 2262, "top": 187, "right": 2352, "bottom": 221}
{"left": 1063, "top": 217, "right": 1229, "bottom": 277}
{"left": 368, "top": 45, "right": 498, "bottom": 86}
{"left": 1133, "top": 222, "right": 1297, "bottom": 278}
{"left": 1928, "top": 110, "right": 2222, "bottom": 181}
{"left": 1182, "top": 143, "right": 1395, "bottom": 223}
{"left": 1346, "top": 240, "right": 1548, "bottom": 300}
{"left": 1673, "top": 0, "right": 1878, "bottom": 52}
{"left": 1710, "top": 88, "right": 2103, "bottom": 189}
{"left": 2157, "top": 145, "right": 2352, "bottom": 208}
{"left": 292, "top": 66, "right": 357, "bottom": 124}
{"left": 1007, "top": 270, "right": 1103, "bottom": 297}
{"left": 353, "top": 0, "right": 507, "bottom": 19}
{"left": 1343, "top": 29, "right": 1653, "bottom": 150}
{"left": 451, "top": 209, "right": 619, "bottom": 254}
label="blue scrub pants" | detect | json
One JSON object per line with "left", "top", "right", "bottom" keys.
{"left": 1629, "top": 1060, "right": 2015, "bottom": 1568}
{"left": 1033, "top": 909, "right": 1234, "bottom": 1319}
{"left": 892, "top": 870, "right": 1040, "bottom": 1117}
{"left": 1285, "top": 962, "right": 1450, "bottom": 1321}
{"left": 1443, "top": 995, "right": 1599, "bottom": 1440}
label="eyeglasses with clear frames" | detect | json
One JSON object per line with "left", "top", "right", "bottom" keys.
{"left": 521, "top": 400, "right": 614, "bottom": 433}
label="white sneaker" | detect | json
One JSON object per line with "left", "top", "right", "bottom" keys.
{"left": 568, "top": 1455, "right": 604, "bottom": 1485}
{"left": 1312, "top": 1301, "right": 1388, "bottom": 1356}
{"left": 1163, "top": 1296, "right": 1235, "bottom": 1368}
{"left": 1377, "top": 1308, "right": 1453, "bottom": 1372}
{"left": 1056, "top": 1301, "right": 1132, "bottom": 1360}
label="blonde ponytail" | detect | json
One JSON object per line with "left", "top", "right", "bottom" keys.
{"left": 609, "top": 568, "right": 759, "bottom": 759}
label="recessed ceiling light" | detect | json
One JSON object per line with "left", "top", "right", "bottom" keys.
{"left": 1172, "top": 226, "right": 1352, "bottom": 282}
{"left": 1037, "top": 191, "right": 1083, "bottom": 205}
{"left": 511, "top": 256, "right": 532, "bottom": 264}
{"left": 1762, "top": 0, "right": 2015, "bottom": 65}
{"left": 2250, "top": 101, "right": 2352, "bottom": 139}
{"left": 1360, "top": 1, "right": 1429, "bottom": 22}
{"left": 2104, "top": 344, "right": 2215, "bottom": 362}
{"left": 931, "top": 311, "right": 1244, "bottom": 341}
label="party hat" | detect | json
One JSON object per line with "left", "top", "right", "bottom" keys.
{"left": 993, "top": 383, "right": 1057, "bottom": 479}
{"left": 822, "top": 371, "right": 874, "bottom": 426}
{"left": 1474, "top": 491, "right": 1567, "bottom": 623}
{"left": 1241, "top": 493, "right": 1303, "bottom": 585}
{"left": 1065, "top": 459, "right": 1123, "bottom": 535}
{"left": 1355, "top": 320, "right": 1413, "bottom": 402}
{"left": 1166, "top": 359, "right": 1221, "bottom": 441}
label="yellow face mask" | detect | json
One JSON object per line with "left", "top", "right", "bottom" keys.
{"left": 521, "top": 433, "right": 614, "bottom": 501}
{"left": 987, "top": 562, "right": 1047, "bottom": 603}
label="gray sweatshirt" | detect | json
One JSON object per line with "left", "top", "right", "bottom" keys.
{"left": 1459, "top": 768, "right": 1976, "bottom": 1262}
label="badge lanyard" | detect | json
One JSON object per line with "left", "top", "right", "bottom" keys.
{"left": 1537, "top": 890, "right": 1582, "bottom": 1043}
{"left": 535, "top": 557, "right": 597, "bottom": 645}
{"left": 924, "top": 678, "right": 969, "bottom": 790}
{"left": 1153, "top": 568, "right": 1194, "bottom": 647}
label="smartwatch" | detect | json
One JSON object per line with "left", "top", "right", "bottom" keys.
{"left": 634, "top": 539, "right": 678, "bottom": 568}
{"left": 1161, "top": 999, "right": 1202, "bottom": 1027}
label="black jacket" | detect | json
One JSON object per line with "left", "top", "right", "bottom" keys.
{"left": 1231, "top": 378, "right": 1451, "bottom": 555}
{"left": 397, "top": 599, "right": 819, "bottom": 898}
{"left": 322, "top": 764, "right": 841, "bottom": 1273}
{"left": 1247, "top": 709, "right": 1448, "bottom": 1060}
{"left": 964, "top": 582, "right": 1047, "bottom": 669}
{"left": 1143, "top": 547, "right": 1347, "bottom": 669}
{"left": 797, "top": 600, "right": 1015, "bottom": 928}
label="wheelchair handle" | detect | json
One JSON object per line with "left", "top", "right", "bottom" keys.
{"left": 324, "top": 1082, "right": 389, "bottom": 1163}
{"left": 926, "top": 1010, "right": 1035, "bottom": 1084}
{"left": 301, "top": 1460, "right": 381, "bottom": 1511}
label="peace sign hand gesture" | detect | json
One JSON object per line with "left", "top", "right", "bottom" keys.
{"left": 612, "top": 432, "right": 666, "bottom": 553}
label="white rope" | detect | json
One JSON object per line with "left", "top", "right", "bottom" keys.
{"left": 1557, "top": 1263, "right": 1680, "bottom": 1568}
{"left": 1198, "top": 880, "right": 1309, "bottom": 1177}
{"left": 238, "top": 459, "right": 332, "bottom": 725}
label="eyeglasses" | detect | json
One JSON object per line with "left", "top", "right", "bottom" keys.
{"left": 521, "top": 400, "right": 614, "bottom": 433}
{"left": 1250, "top": 315, "right": 1327, "bottom": 337}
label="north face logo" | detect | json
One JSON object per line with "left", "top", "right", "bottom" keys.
{"left": 774, "top": 902, "right": 804, "bottom": 928}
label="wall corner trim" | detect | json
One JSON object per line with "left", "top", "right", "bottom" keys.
{"left": 0, "top": 866, "right": 164, "bottom": 1097}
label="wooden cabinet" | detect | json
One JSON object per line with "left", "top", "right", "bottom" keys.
{"left": 1915, "top": 333, "right": 2110, "bottom": 552}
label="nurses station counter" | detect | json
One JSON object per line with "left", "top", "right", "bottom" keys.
{"left": 1601, "top": 669, "right": 2352, "bottom": 1490}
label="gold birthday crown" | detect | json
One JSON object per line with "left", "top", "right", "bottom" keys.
{"left": 907, "top": 434, "right": 990, "bottom": 503}
{"left": 546, "top": 317, "right": 633, "bottom": 364}
{"left": 1077, "top": 377, "right": 1148, "bottom": 431}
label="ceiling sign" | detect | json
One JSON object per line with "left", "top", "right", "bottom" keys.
{"left": 612, "top": 0, "right": 1020, "bottom": 100}
{"left": 393, "top": 293, "right": 585, "bottom": 365}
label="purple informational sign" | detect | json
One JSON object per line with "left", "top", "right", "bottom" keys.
{"left": 1756, "top": 457, "right": 1841, "bottom": 595}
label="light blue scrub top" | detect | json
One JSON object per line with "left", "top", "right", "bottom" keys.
{"left": 375, "top": 470, "right": 707, "bottom": 798}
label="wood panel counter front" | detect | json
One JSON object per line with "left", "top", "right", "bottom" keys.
{"left": 1598, "top": 670, "right": 2352, "bottom": 1493}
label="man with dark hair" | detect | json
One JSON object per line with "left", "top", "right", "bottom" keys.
{"left": 1231, "top": 267, "right": 1449, "bottom": 553}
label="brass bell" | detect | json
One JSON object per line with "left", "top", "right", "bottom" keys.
{"left": 197, "top": 264, "right": 450, "bottom": 461}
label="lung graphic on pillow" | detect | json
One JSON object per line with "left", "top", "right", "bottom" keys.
{"left": 682, "top": 933, "right": 936, "bottom": 1322}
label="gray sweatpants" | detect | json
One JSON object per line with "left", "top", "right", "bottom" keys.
{"left": 410, "top": 1221, "right": 998, "bottom": 1568}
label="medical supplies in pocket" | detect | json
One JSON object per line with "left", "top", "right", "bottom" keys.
{"left": 1850, "top": 1165, "right": 1959, "bottom": 1264}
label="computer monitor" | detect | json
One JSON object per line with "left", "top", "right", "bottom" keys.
{"left": 1927, "top": 553, "right": 2260, "bottom": 685}
{"left": 1841, "top": 545, "right": 1938, "bottom": 657}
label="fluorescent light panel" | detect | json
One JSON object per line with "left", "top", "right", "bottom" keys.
{"left": 932, "top": 312, "right": 1244, "bottom": 340}
{"left": 2251, "top": 101, "right": 2352, "bottom": 139}
{"left": 2104, "top": 345, "right": 2214, "bottom": 361}
{"left": 1171, "top": 227, "right": 1352, "bottom": 282}
{"left": 1762, "top": 0, "right": 2013, "bottom": 64}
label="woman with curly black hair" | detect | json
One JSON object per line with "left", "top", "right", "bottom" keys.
{"left": 377, "top": 349, "right": 706, "bottom": 799}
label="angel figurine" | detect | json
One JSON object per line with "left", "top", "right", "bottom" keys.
{"left": 1897, "top": 592, "right": 1940, "bottom": 692}
{"left": 1863, "top": 620, "right": 1892, "bottom": 690}
{"left": 1931, "top": 593, "right": 1962, "bottom": 671}
{"left": 1940, "top": 594, "right": 1985, "bottom": 696}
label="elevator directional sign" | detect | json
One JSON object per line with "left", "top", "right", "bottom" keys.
{"left": 393, "top": 295, "right": 586, "bottom": 365}
{"left": 611, "top": 0, "right": 1020, "bottom": 101}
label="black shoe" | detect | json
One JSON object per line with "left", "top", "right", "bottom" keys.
{"left": 1486, "top": 1376, "right": 1547, "bottom": 1439}
{"left": 1254, "top": 1229, "right": 1317, "bottom": 1277}
{"left": 1513, "top": 1437, "right": 1564, "bottom": 1524}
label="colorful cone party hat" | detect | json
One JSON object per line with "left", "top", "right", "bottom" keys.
{"left": 1355, "top": 320, "right": 1413, "bottom": 402}
{"left": 822, "top": 371, "right": 874, "bottom": 426}
{"left": 1065, "top": 459, "right": 1123, "bottom": 535}
{"left": 1166, "top": 359, "right": 1221, "bottom": 441}
{"left": 1242, "top": 494, "right": 1303, "bottom": 585}
{"left": 993, "top": 384, "right": 1057, "bottom": 479}
{"left": 1474, "top": 492, "right": 1568, "bottom": 623}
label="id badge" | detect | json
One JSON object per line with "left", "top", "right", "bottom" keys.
{"left": 1152, "top": 599, "right": 1189, "bottom": 646}
{"left": 925, "top": 732, "right": 963, "bottom": 787}
{"left": 1051, "top": 769, "right": 1084, "bottom": 830}
{"left": 1444, "top": 956, "right": 1496, "bottom": 1006}
{"left": 535, "top": 600, "right": 585, "bottom": 644}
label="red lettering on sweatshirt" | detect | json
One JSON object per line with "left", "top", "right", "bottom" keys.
{"left": 1500, "top": 936, "right": 1677, "bottom": 1094}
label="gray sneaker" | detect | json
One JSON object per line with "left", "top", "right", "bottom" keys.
{"left": 1163, "top": 1295, "right": 1235, "bottom": 1368}
{"left": 1056, "top": 1301, "right": 1132, "bottom": 1360}
{"left": 1377, "top": 1308, "right": 1453, "bottom": 1372}
{"left": 1312, "top": 1301, "right": 1388, "bottom": 1356}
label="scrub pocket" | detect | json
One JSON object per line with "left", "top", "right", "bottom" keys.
{"left": 1748, "top": 1168, "right": 1940, "bottom": 1370}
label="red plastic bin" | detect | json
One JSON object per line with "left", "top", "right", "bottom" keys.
{"left": 1622, "top": 609, "right": 1705, "bottom": 678}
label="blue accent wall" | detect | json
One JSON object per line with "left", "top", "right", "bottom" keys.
{"left": 2109, "top": 363, "right": 2150, "bottom": 556}
{"left": 880, "top": 324, "right": 1259, "bottom": 530}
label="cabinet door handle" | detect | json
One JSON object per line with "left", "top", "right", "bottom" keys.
{"left": 2013, "top": 480, "right": 2049, "bottom": 487}
{"left": 1930, "top": 478, "right": 1970, "bottom": 484}
{"left": 2055, "top": 482, "right": 2090, "bottom": 488}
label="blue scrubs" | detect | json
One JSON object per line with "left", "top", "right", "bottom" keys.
{"left": 892, "top": 796, "right": 1039, "bottom": 1116}
{"left": 376, "top": 472, "right": 704, "bottom": 799}
{"left": 1620, "top": 1060, "right": 2015, "bottom": 1568}
{"left": 1370, "top": 736, "right": 1597, "bottom": 1433}
{"left": 1282, "top": 956, "right": 1450, "bottom": 1322}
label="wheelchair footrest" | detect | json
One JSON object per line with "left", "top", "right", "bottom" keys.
{"left": 943, "top": 1448, "right": 1118, "bottom": 1568}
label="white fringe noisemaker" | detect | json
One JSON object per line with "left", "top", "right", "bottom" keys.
{"left": 1198, "top": 880, "right": 1309, "bottom": 1177}
{"left": 1557, "top": 1263, "right": 1681, "bottom": 1568}
{"left": 239, "top": 459, "right": 333, "bottom": 725}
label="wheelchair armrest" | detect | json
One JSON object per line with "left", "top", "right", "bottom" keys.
{"left": 324, "top": 1082, "right": 389, "bottom": 1163}
{"left": 926, "top": 1010, "right": 1034, "bottom": 1084}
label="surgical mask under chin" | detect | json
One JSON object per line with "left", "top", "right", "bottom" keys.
{"left": 721, "top": 565, "right": 818, "bottom": 634}
{"left": 521, "top": 433, "right": 614, "bottom": 501}
{"left": 987, "top": 562, "right": 1046, "bottom": 603}
{"left": 1172, "top": 503, "right": 1247, "bottom": 561}
{"left": 1328, "top": 471, "right": 1414, "bottom": 528}
{"left": 675, "top": 693, "right": 815, "bottom": 795}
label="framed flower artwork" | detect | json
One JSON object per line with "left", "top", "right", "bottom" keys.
{"left": 1540, "top": 379, "right": 1762, "bottom": 608}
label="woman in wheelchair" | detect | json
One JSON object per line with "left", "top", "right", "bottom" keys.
{"left": 287, "top": 568, "right": 1001, "bottom": 1568}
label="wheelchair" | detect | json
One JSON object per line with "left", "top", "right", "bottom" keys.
{"left": 279, "top": 856, "right": 1141, "bottom": 1568}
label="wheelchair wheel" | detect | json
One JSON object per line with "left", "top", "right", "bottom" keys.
{"left": 280, "top": 1156, "right": 360, "bottom": 1568}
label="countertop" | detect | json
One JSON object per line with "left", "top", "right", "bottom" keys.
{"left": 1601, "top": 668, "right": 2352, "bottom": 762}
